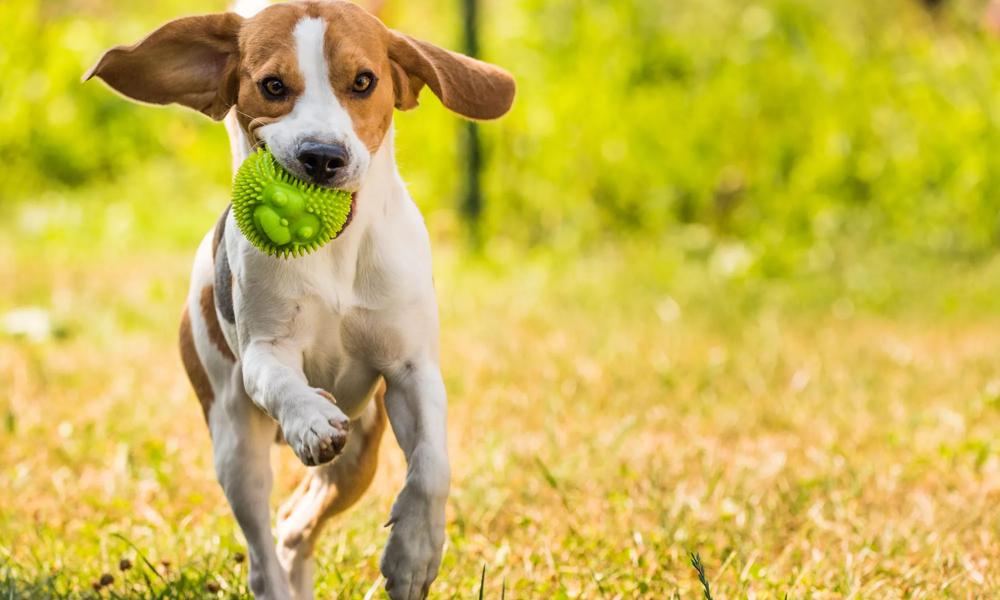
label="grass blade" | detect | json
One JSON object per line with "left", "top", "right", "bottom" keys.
{"left": 110, "top": 533, "right": 167, "bottom": 584}
{"left": 689, "top": 552, "right": 714, "bottom": 600}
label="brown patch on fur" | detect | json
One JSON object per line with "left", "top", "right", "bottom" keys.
{"left": 320, "top": 2, "right": 398, "bottom": 150}
{"left": 200, "top": 285, "right": 235, "bottom": 361}
{"left": 179, "top": 306, "right": 214, "bottom": 421}
{"left": 234, "top": 3, "right": 309, "bottom": 138}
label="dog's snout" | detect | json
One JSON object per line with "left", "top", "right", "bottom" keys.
{"left": 297, "top": 142, "right": 348, "bottom": 185}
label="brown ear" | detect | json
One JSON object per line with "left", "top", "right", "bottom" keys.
{"left": 84, "top": 13, "right": 243, "bottom": 121}
{"left": 387, "top": 31, "right": 515, "bottom": 120}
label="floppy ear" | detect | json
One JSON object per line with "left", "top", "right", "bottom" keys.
{"left": 84, "top": 13, "right": 244, "bottom": 121}
{"left": 387, "top": 31, "right": 515, "bottom": 120}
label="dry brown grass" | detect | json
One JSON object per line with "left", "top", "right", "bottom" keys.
{"left": 1, "top": 240, "right": 999, "bottom": 598}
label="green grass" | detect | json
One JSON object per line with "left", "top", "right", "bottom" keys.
{"left": 2, "top": 189, "right": 999, "bottom": 597}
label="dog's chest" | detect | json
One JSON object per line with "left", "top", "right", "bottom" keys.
{"left": 285, "top": 233, "right": 431, "bottom": 416}
{"left": 297, "top": 302, "right": 387, "bottom": 417}
{"left": 228, "top": 194, "right": 435, "bottom": 417}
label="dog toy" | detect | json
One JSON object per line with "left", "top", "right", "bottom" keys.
{"left": 232, "top": 148, "right": 353, "bottom": 258}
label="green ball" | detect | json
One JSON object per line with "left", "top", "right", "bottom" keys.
{"left": 231, "top": 148, "right": 353, "bottom": 258}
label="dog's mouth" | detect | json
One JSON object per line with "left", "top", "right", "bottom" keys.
{"left": 262, "top": 145, "right": 358, "bottom": 239}
{"left": 334, "top": 193, "right": 358, "bottom": 239}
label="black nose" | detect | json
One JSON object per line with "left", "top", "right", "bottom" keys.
{"left": 296, "top": 142, "right": 348, "bottom": 184}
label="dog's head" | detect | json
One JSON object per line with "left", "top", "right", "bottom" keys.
{"left": 85, "top": 0, "right": 515, "bottom": 191}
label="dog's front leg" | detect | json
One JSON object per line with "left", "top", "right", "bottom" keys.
{"left": 242, "top": 339, "right": 351, "bottom": 466}
{"left": 380, "top": 362, "right": 450, "bottom": 600}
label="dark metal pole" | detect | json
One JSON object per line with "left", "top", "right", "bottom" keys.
{"left": 461, "top": 0, "right": 483, "bottom": 242}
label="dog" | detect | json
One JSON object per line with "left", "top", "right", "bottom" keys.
{"left": 85, "top": 1, "right": 514, "bottom": 598}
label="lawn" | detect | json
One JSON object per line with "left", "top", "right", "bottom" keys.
{"left": 1, "top": 195, "right": 998, "bottom": 597}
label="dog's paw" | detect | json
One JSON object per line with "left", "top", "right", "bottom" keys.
{"left": 280, "top": 390, "right": 351, "bottom": 466}
{"left": 380, "top": 493, "right": 445, "bottom": 600}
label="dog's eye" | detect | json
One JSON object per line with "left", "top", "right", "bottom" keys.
{"left": 261, "top": 77, "right": 286, "bottom": 99}
{"left": 352, "top": 71, "right": 376, "bottom": 95}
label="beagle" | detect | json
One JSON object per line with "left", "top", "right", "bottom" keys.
{"left": 85, "top": 2, "right": 514, "bottom": 598}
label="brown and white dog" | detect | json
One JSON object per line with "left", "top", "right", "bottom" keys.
{"left": 85, "top": 2, "right": 514, "bottom": 598}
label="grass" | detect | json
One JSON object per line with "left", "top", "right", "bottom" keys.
{"left": 1, "top": 191, "right": 1000, "bottom": 598}
{"left": 690, "top": 554, "right": 714, "bottom": 600}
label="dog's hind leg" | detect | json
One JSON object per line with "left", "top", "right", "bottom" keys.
{"left": 275, "top": 381, "right": 388, "bottom": 600}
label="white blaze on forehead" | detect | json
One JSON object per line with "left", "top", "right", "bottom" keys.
{"left": 292, "top": 17, "right": 354, "bottom": 137}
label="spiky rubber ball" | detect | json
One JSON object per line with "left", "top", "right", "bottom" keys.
{"left": 232, "top": 148, "right": 353, "bottom": 258}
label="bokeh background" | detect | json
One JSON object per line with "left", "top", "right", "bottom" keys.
{"left": 2, "top": 0, "right": 999, "bottom": 597}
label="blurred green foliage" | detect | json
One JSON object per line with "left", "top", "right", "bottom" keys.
{"left": 2, "top": 0, "right": 1000, "bottom": 278}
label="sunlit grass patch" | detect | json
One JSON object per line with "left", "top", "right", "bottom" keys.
{"left": 2, "top": 220, "right": 998, "bottom": 596}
